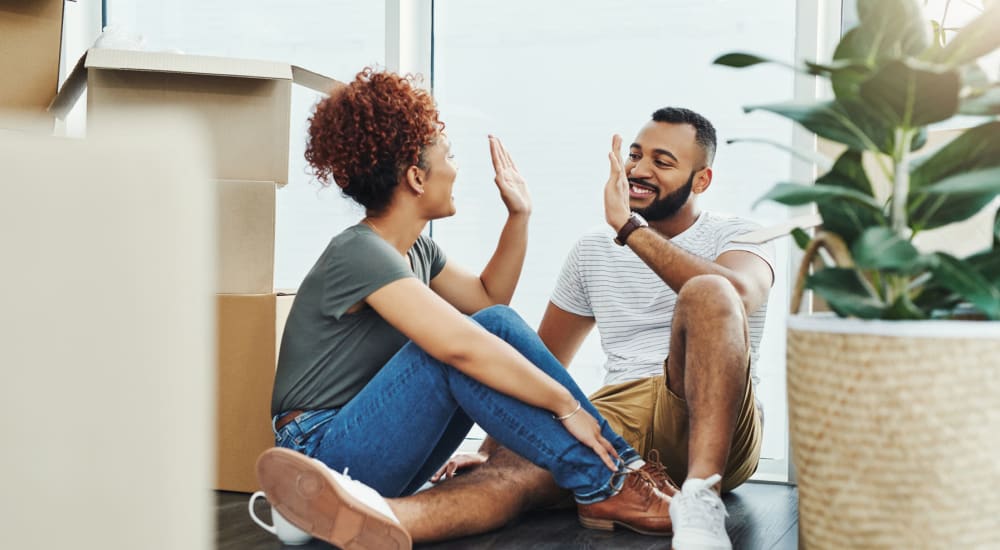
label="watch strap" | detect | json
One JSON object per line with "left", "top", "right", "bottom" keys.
{"left": 614, "top": 213, "right": 648, "bottom": 246}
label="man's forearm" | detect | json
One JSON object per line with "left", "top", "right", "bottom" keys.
{"left": 626, "top": 227, "right": 756, "bottom": 309}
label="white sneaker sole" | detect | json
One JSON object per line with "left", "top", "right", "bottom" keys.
{"left": 671, "top": 530, "right": 733, "bottom": 550}
{"left": 256, "top": 448, "right": 412, "bottom": 550}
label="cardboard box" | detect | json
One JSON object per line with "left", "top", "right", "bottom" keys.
{"left": 216, "top": 293, "right": 277, "bottom": 493}
{"left": 50, "top": 48, "right": 343, "bottom": 184}
{"left": 217, "top": 180, "right": 275, "bottom": 294}
{"left": 216, "top": 291, "right": 296, "bottom": 493}
{"left": 0, "top": 0, "right": 65, "bottom": 132}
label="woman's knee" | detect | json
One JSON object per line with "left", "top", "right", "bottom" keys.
{"left": 470, "top": 304, "right": 523, "bottom": 330}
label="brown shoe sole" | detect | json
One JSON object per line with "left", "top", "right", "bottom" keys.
{"left": 256, "top": 448, "right": 412, "bottom": 550}
{"left": 579, "top": 514, "right": 673, "bottom": 537}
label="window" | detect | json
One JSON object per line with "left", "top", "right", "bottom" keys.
{"left": 432, "top": 0, "right": 798, "bottom": 478}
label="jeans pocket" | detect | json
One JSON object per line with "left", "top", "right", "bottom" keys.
{"left": 278, "top": 409, "right": 339, "bottom": 452}
{"left": 274, "top": 425, "right": 301, "bottom": 451}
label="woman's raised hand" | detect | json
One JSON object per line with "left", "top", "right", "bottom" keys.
{"left": 488, "top": 135, "right": 532, "bottom": 216}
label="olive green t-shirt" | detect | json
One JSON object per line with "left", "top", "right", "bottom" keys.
{"left": 271, "top": 224, "right": 447, "bottom": 415}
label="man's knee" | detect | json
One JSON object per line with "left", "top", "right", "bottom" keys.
{"left": 676, "top": 274, "right": 743, "bottom": 321}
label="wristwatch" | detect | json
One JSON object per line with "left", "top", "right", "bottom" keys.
{"left": 614, "top": 212, "right": 648, "bottom": 246}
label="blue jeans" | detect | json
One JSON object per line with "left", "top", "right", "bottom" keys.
{"left": 273, "top": 305, "right": 638, "bottom": 502}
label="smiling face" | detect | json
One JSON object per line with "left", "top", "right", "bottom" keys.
{"left": 625, "top": 120, "right": 711, "bottom": 222}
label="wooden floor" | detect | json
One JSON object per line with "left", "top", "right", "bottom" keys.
{"left": 217, "top": 482, "right": 798, "bottom": 549}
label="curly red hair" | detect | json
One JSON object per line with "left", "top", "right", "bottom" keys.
{"left": 305, "top": 67, "right": 444, "bottom": 213}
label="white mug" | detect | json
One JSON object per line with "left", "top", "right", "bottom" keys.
{"left": 248, "top": 491, "right": 312, "bottom": 546}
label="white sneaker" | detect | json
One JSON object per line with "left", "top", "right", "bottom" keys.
{"left": 257, "top": 448, "right": 412, "bottom": 550}
{"left": 669, "top": 474, "right": 732, "bottom": 550}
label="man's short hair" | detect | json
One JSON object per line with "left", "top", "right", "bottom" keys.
{"left": 651, "top": 107, "right": 717, "bottom": 167}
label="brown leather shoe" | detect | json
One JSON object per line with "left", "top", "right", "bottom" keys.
{"left": 577, "top": 467, "right": 673, "bottom": 536}
{"left": 639, "top": 450, "right": 680, "bottom": 497}
{"left": 256, "top": 448, "right": 412, "bottom": 550}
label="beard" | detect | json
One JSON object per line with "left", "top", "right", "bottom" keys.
{"left": 632, "top": 169, "right": 696, "bottom": 221}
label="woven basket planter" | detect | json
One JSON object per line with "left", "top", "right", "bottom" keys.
{"left": 787, "top": 315, "right": 1000, "bottom": 549}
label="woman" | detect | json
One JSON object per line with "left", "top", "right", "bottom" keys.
{"left": 257, "top": 68, "right": 672, "bottom": 549}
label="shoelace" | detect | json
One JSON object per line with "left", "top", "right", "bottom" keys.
{"left": 608, "top": 465, "right": 665, "bottom": 506}
{"left": 638, "top": 450, "right": 678, "bottom": 492}
{"left": 675, "top": 474, "right": 728, "bottom": 531}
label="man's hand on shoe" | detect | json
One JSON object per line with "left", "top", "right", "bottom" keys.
{"left": 430, "top": 452, "right": 489, "bottom": 482}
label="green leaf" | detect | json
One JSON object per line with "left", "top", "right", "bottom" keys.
{"left": 966, "top": 247, "right": 1000, "bottom": 287}
{"left": 754, "top": 182, "right": 884, "bottom": 211}
{"left": 927, "top": 252, "right": 1000, "bottom": 319}
{"left": 858, "top": 60, "right": 961, "bottom": 127}
{"left": 908, "top": 165, "right": 1000, "bottom": 230}
{"left": 931, "top": 2, "right": 1000, "bottom": 67}
{"left": 745, "top": 100, "right": 894, "bottom": 154}
{"left": 911, "top": 121, "right": 1000, "bottom": 191}
{"left": 883, "top": 293, "right": 928, "bottom": 320}
{"left": 791, "top": 227, "right": 812, "bottom": 250}
{"left": 714, "top": 53, "right": 871, "bottom": 81}
{"left": 960, "top": 85, "right": 1000, "bottom": 116}
{"left": 831, "top": 28, "right": 879, "bottom": 98}
{"left": 713, "top": 53, "right": 784, "bottom": 69}
{"left": 818, "top": 150, "right": 873, "bottom": 195}
{"left": 814, "top": 151, "right": 887, "bottom": 245}
{"left": 852, "top": 227, "right": 924, "bottom": 271}
{"left": 856, "top": 0, "right": 933, "bottom": 57}
{"left": 807, "top": 268, "right": 886, "bottom": 318}
{"left": 804, "top": 59, "right": 873, "bottom": 77}
{"left": 911, "top": 284, "right": 961, "bottom": 312}
{"left": 995, "top": 209, "right": 1000, "bottom": 248}
{"left": 910, "top": 127, "right": 928, "bottom": 152}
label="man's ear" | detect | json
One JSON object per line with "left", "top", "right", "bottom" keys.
{"left": 693, "top": 167, "right": 713, "bottom": 194}
{"left": 404, "top": 165, "right": 426, "bottom": 196}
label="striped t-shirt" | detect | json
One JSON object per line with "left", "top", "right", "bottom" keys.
{"left": 551, "top": 211, "right": 776, "bottom": 388}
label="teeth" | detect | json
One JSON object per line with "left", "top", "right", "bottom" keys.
{"left": 630, "top": 184, "right": 653, "bottom": 195}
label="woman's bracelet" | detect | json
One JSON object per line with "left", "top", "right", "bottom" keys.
{"left": 553, "top": 400, "right": 582, "bottom": 421}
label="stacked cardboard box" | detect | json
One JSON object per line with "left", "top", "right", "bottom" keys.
{"left": 50, "top": 47, "right": 342, "bottom": 492}
{"left": 0, "top": 0, "right": 66, "bottom": 132}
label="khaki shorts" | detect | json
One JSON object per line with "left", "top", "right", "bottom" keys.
{"left": 588, "top": 358, "right": 762, "bottom": 493}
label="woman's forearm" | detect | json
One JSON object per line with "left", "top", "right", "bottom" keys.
{"left": 446, "top": 327, "right": 576, "bottom": 417}
{"left": 478, "top": 212, "right": 530, "bottom": 305}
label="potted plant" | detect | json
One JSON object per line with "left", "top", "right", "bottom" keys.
{"left": 715, "top": 0, "right": 1000, "bottom": 547}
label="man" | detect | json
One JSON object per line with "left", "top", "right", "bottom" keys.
{"left": 258, "top": 107, "right": 775, "bottom": 550}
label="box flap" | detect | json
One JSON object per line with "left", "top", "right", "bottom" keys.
{"left": 291, "top": 65, "right": 345, "bottom": 95}
{"left": 51, "top": 49, "right": 292, "bottom": 119}
{"left": 86, "top": 48, "right": 292, "bottom": 80}
{"left": 48, "top": 50, "right": 88, "bottom": 120}
{"left": 50, "top": 50, "right": 342, "bottom": 120}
